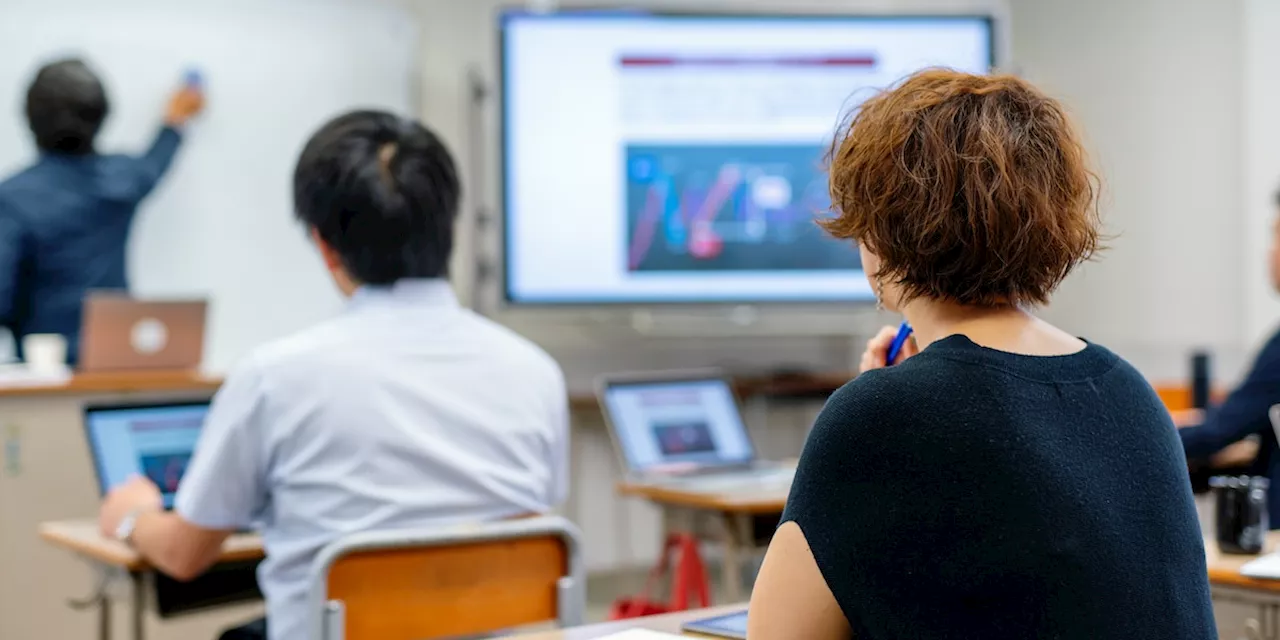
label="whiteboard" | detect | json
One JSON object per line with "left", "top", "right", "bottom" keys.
{"left": 0, "top": 0, "right": 418, "bottom": 371}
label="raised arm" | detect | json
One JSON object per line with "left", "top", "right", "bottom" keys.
{"left": 127, "top": 82, "right": 205, "bottom": 202}
{"left": 1180, "top": 331, "right": 1280, "bottom": 459}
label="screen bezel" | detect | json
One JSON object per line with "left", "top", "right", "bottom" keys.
{"left": 594, "top": 369, "right": 758, "bottom": 476}
{"left": 82, "top": 400, "right": 211, "bottom": 502}
{"left": 498, "top": 9, "right": 998, "bottom": 306}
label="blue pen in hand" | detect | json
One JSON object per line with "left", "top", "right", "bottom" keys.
{"left": 885, "top": 321, "right": 914, "bottom": 366}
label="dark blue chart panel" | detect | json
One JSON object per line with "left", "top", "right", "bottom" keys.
{"left": 625, "top": 144, "right": 861, "bottom": 273}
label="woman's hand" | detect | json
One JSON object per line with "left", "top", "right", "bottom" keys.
{"left": 859, "top": 325, "right": 919, "bottom": 373}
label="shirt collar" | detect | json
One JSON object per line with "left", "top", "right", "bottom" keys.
{"left": 349, "top": 279, "right": 459, "bottom": 310}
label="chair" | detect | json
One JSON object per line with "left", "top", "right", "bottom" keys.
{"left": 306, "top": 516, "right": 585, "bottom": 640}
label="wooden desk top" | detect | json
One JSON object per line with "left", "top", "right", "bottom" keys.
{"left": 502, "top": 604, "right": 745, "bottom": 639}
{"left": 617, "top": 482, "right": 788, "bottom": 515}
{"left": 39, "top": 520, "right": 263, "bottom": 572}
{"left": 0, "top": 369, "right": 221, "bottom": 398}
{"left": 1204, "top": 532, "right": 1280, "bottom": 592}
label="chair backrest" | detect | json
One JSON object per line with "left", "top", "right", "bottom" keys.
{"left": 306, "top": 516, "right": 585, "bottom": 640}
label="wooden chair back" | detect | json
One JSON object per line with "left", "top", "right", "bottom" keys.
{"left": 308, "top": 516, "right": 584, "bottom": 640}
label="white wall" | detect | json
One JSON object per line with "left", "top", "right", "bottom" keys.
{"left": 0, "top": 0, "right": 418, "bottom": 372}
{"left": 1244, "top": 0, "right": 1280, "bottom": 345}
{"left": 1011, "top": 0, "right": 1249, "bottom": 382}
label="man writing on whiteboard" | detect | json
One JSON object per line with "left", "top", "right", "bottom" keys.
{"left": 0, "top": 58, "right": 205, "bottom": 364}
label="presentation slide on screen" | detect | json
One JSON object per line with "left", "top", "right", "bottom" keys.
{"left": 604, "top": 380, "right": 754, "bottom": 471}
{"left": 503, "top": 14, "right": 992, "bottom": 303}
{"left": 87, "top": 406, "right": 207, "bottom": 506}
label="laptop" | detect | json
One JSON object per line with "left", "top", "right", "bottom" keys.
{"left": 79, "top": 293, "right": 208, "bottom": 372}
{"left": 682, "top": 610, "right": 749, "bottom": 639}
{"left": 84, "top": 401, "right": 209, "bottom": 509}
{"left": 596, "top": 370, "right": 794, "bottom": 494}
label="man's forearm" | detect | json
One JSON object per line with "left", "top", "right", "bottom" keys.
{"left": 130, "top": 510, "right": 228, "bottom": 582}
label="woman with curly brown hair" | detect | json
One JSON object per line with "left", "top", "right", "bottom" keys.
{"left": 747, "top": 69, "right": 1215, "bottom": 639}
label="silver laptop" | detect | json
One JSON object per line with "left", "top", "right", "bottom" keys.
{"left": 596, "top": 370, "right": 794, "bottom": 494}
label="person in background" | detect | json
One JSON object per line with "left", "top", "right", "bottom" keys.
{"left": 747, "top": 70, "right": 1215, "bottom": 639}
{"left": 1177, "top": 198, "right": 1280, "bottom": 522}
{"left": 0, "top": 58, "right": 204, "bottom": 363}
{"left": 96, "top": 110, "right": 569, "bottom": 640}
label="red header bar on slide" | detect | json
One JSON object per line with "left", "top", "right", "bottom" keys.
{"left": 619, "top": 55, "right": 876, "bottom": 68}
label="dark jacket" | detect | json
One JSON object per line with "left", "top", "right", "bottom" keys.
{"left": 0, "top": 127, "right": 182, "bottom": 363}
{"left": 1181, "top": 327, "right": 1280, "bottom": 525}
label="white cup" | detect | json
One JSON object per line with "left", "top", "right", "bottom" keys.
{"left": 22, "top": 334, "right": 68, "bottom": 374}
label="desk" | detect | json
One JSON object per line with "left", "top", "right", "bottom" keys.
{"left": 39, "top": 519, "right": 264, "bottom": 640}
{"left": 0, "top": 369, "right": 221, "bottom": 398}
{"left": 503, "top": 604, "right": 745, "bottom": 639}
{"left": 623, "top": 482, "right": 1280, "bottom": 633}
{"left": 41, "top": 521, "right": 1280, "bottom": 640}
{"left": 506, "top": 537, "right": 1280, "bottom": 640}
{"left": 1205, "top": 532, "right": 1280, "bottom": 639}
{"left": 0, "top": 371, "right": 224, "bottom": 640}
{"left": 618, "top": 483, "right": 788, "bottom": 602}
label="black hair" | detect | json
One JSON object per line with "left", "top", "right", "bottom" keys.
{"left": 293, "top": 110, "right": 461, "bottom": 285}
{"left": 25, "top": 58, "right": 109, "bottom": 155}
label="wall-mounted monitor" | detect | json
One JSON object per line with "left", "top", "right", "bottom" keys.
{"left": 501, "top": 11, "right": 995, "bottom": 305}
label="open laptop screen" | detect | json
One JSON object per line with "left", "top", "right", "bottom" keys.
{"left": 602, "top": 377, "right": 755, "bottom": 474}
{"left": 84, "top": 402, "right": 208, "bottom": 509}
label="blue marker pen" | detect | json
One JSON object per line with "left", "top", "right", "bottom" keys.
{"left": 885, "top": 321, "right": 914, "bottom": 366}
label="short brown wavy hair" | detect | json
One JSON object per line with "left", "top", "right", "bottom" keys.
{"left": 822, "top": 69, "right": 1101, "bottom": 307}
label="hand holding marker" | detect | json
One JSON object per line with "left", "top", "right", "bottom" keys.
{"left": 164, "top": 68, "right": 206, "bottom": 127}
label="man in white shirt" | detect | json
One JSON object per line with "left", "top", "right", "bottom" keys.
{"left": 97, "top": 110, "right": 569, "bottom": 640}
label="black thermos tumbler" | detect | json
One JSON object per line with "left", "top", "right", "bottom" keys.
{"left": 1191, "top": 351, "right": 1212, "bottom": 410}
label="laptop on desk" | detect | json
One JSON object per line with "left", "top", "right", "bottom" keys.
{"left": 79, "top": 293, "right": 208, "bottom": 373}
{"left": 83, "top": 401, "right": 265, "bottom": 616}
{"left": 596, "top": 370, "right": 794, "bottom": 495}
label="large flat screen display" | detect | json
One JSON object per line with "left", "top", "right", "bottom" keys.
{"left": 502, "top": 12, "right": 994, "bottom": 304}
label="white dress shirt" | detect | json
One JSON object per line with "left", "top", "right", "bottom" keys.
{"left": 174, "top": 279, "right": 568, "bottom": 640}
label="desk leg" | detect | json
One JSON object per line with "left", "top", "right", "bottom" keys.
{"left": 101, "top": 597, "right": 113, "bottom": 640}
{"left": 69, "top": 565, "right": 113, "bottom": 640}
{"left": 720, "top": 513, "right": 754, "bottom": 602}
{"left": 131, "top": 572, "right": 146, "bottom": 640}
